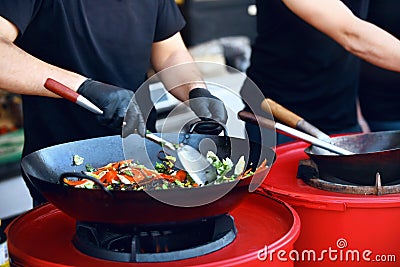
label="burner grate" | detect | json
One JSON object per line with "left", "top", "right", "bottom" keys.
{"left": 73, "top": 215, "right": 237, "bottom": 262}
{"left": 297, "top": 159, "right": 400, "bottom": 195}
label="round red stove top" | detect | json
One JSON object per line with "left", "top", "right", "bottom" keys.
{"left": 263, "top": 141, "right": 400, "bottom": 207}
{"left": 6, "top": 193, "right": 299, "bottom": 267}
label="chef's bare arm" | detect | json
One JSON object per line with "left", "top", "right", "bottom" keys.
{"left": 0, "top": 16, "right": 86, "bottom": 97}
{"left": 282, "top": 0, "right": 400, "bottom": 72}
{"left": 150, "top": 32, "right": 206, "bottom": 102}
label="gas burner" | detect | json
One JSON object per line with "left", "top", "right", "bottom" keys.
{"left": 297, "top": 159, "right": 400, "bottom": 195}
{"left": 73, "top": 215, "right": 237, "bottom": 263}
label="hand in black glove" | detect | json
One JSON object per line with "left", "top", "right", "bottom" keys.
{"left": 77, "top": 79, "right": 145, "bottom": 136}
{"left": 189, "top": 88, "right": 228, "bottom": 135}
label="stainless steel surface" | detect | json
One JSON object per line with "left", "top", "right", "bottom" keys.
{"left": 155, "top": 71, "right": 246, "bottom": 138}
{"left": 0, "top": 174, "right": 32, "bottom": 219}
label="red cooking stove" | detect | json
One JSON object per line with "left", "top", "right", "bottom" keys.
{"left": 261, "top": 141, "right": 400, "bottom": 267}
{"left": 6, "top": 193, "right": 300, "bottom": 267}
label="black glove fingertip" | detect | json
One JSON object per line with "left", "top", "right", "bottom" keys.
{"left": 189, "top": 87, "right": 213, "bottom": 99}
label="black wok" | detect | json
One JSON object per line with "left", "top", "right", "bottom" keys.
{"left": 21, "top": 133, "right": 273, "bottom": 225}
{"left": 259, "top": 98, "right": 400, "bottom": 186}
{"left": 305, "top": 130, "right": 400, "bottom": 185}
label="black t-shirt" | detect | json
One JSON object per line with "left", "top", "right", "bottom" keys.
{"left": 0, "top": 0, "right": 185, "bottom": 156}
{"left": 244, "top": 0, "right": 369, "bottom": 133}
{"left": 359, "top": 0, "right": 400, "bottom": 121}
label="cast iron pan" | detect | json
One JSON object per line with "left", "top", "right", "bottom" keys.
{"left": 304, "top": 131, "right": 400, "bottom": 185}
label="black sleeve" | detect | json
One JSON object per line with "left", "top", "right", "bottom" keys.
{"left": 0, "top": 0, "right": 43, "bottom": 35}
{"left": 154, "top": 0, "right": 186, "bottom": 42}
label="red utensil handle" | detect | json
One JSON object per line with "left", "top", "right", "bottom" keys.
{"left": 44, "top": 78, "right": 79, "bottom": 103}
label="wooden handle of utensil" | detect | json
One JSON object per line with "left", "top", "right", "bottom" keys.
{"left": 238, "top": 110, "right": 275, "bottom": 130}
{"left": 44, "top": 78, "right": 79, "bottom": 103}
{"left": 261, "top": 98, "right": 302, "bottom": 128}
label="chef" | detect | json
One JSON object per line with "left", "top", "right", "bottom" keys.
{"left": 0, "top": 0, "right": 227, "bottom": 206}
{"left": 242, "top": 0, "right": 400, "bottom": 145}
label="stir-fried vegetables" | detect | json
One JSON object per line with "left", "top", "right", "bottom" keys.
{"left": 62, "top": 153, "right": 268, "bottom": 191}
{"left": 206, "top": 151, "right": 248, "bottom": 184}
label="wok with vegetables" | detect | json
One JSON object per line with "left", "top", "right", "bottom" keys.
{"left": 63, "top": 152, "right": 261, "bottom": 191}
{"left": 22, "top": 134, "right": 274, "bottom": 225}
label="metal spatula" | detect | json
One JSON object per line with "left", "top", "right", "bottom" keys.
{"left": 144, "top": 132, "right": 217, "bottom": 186}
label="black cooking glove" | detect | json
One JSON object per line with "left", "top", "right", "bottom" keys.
{"left": 77, "top": 79, "right": 145, "bottom": 136}
{"left": 189, "top": 88, "right": 228, "bottom": 135}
